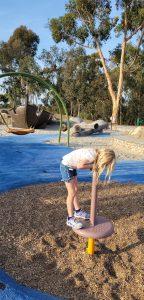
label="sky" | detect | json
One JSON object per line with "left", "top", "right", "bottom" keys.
{"left": 0, "top": 0, "right": 122, "bottom": 61}
{"left": 0, "top": 0, "right": 67, "bottom": 53}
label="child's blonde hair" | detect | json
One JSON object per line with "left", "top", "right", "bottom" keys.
{"left": 93, "top": 148, "right": 116, "bottom": 180}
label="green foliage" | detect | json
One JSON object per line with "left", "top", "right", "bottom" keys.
{"left": 0, "top": 72, "right": 70, "bottom": 144}
{"left": 75, "top": 26, "right": 89, "bottom": 43}
{"left": 0, "top": 26, "right": 41, "bottom": 107}
{"left": 115, "top": 1, "right": 144, "bottom": 35}
{"left": 54, "top": 47, "right": 111, "bottom": 119}
{"left": 49, "top": 19, "right": 63, "bottom": 43}
{"left": 49, "top": 13, "right": 76, "bottom": 45}
{"left": 0, "top": 42, "right": 13, "bottom": 71}
{"left": 0, "top": 26, "right": 40, "bottom": 71}
{"left": 8, "top": 26, "right": 40, "bottom": 59}
{"left": 111, "top": 42, "right": 144, "bottom": 70}
{"left": 1, "top": 56, "right": 42, "bottom": 107}
{"left": 49, "top": 0, "right": 114, "bottom": 46}
{"left": 40, "top": 46, "right": 66, "bottom": 83}
{"left": 41, "top": 41, "right": 144, "bottom": 123}
{"left": 0, "top": 94, "right": 9, "bottom": 108}
{"left": 123, "top": 53, "right": 144, "bottom": 124}
{"left": 110, "top": 43, "right": 144, "bottom": 124}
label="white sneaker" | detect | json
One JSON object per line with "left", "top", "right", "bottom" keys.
{"left": 74, "top": 209, "right": 90, "bottom": 220}
{"left": 66, "top": 217, "right": 83, "bottom": 229}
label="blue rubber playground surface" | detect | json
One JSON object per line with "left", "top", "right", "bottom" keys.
{"left": 0, "top": 133, "right": 144, "bottom": 193}
{"left": 0, "top": 133, "right": 144, "bottom": 299}
{"left": 0, "top": 269, "right": 58, "bottom": 300}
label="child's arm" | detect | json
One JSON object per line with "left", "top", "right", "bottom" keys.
{"left": 76, "top": 160, "right": 94, "bottom": 170}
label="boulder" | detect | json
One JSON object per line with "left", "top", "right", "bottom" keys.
{"left": 69, "top": 116, "right": 83, "bottom": 124}
{"left": 70, "top": 124, "right": 95, "bottom": 137}
{"left": 70, "top": 124, "right": 82, "bottom": 135}
{"left": 76, "top": 119, "right": 108, "bottom": 132}
{"left": 129, "top": 127, "right": 144, "bottom": 139}
{"left": 92, "top": 119, "right": 108, "bottom": 131}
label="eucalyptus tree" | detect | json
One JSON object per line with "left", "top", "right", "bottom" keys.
{"left": 40, "top": 45, "right": 66, "bottom": 82}
{"left": 56, "top": 47, "right": 111, "bottom": 119}
{"left": 0, "top": 56, "right": 42, "bottom": 108}
{"left": 0, "top": 26, "right": 40, "bottom": 72}
{"left": 110, "top": 43, "right": 144, "bottom": 124}
{"left": 124, "top": 46, "right": 144, "bottom": 124}
{"left": 49, "top": 0, "right": 144, "bottom": 123}
{"left": 0, "top": 26, "right": 41, "bottom": 107}
{"left": 39, "top": 46, "right": 66, "bottom": 111}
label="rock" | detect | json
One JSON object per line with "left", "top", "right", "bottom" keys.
{"left": 62, "top": 123, "right": 67, "bottom": 132}
{"left": 70, "top": 124, "right": 82, "bottom": 135}
{"left": 70, "top": 124, "right": 95, "bottom": 137}
{"left": 69, "top": 116, "right": 83, "bottom": 124}
{"left": 129, "top": 127, "right": 144, "bottom": 139}
{"left": 79, "top": 119, "right": 108, "bottom": 132}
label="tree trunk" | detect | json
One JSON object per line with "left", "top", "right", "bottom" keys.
{"left": 96, "top": 39, "right": 128, "bottom": 124}
{"left": 77, "top": 100, "right": 80, "bottom": 116}
{"left": 70, "top": 101, "right": 73, "bottom": 116}
{"left": 96, "top": 40, "right": 117, "bottom": 106}
{"left": 112, "top": 101, "right": 119, "bottom": 123}
{"left": 116, "top": 37, "right": 126, "bottom": 123}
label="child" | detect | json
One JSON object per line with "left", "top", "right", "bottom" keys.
{"left": 60, "top": 148, "right": 116, "bottom": 229}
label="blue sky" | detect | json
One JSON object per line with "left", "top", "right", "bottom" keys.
{"left": 0, "top": 0, "right": 123, "bottom": 60}
{"left": 0, "top": 0, "right": 67, "bottom": 53}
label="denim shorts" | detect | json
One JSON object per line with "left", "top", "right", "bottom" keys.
{"left": 60, "top": 162, "right": 77, "bottom": 182}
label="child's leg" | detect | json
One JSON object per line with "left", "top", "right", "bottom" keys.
{"left": 73, "top": 176, "right": 90, "bottom": 220}
{"left": 73, "top": 176, "right": 81, "bottom": 210}
{"left": 65, "top": 178, "right": 77, "bottom": 217}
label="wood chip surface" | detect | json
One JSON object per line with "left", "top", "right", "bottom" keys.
{"left": 0, "top": 182, "right": 143, "bottom": 299}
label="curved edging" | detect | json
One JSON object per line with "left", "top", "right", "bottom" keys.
{"left": 0, "top": 72, "right": 70, "bottom": 145}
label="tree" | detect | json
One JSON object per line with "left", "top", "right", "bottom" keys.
{"left": 110, "top": 43, "right": 144, "bottom": 124}
{"left": 49, "top": 0, "right": 144, "bottom": 123}
{"left": 123, "top": 46, "right": 144, "bottom": 124}
{"left": 0, "top": 26, "right": 40, "bottom": 71}
{"left": 0, "top": 26, "right": 41, "bottom": 107}
{"left": 39, "top": 46, "right": 67, "bottom": 111}
{"left": 54, "top": 47, "right": 111, "bottom": 119}
{"left": 40, "top": 45, "right": 66, "bottom": 82}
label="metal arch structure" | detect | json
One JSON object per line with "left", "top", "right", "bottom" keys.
{"left": 0, "top": 72, "right": 70, "bottom": 145}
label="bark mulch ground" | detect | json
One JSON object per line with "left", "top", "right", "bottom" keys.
{"left": 0, "top": 182, "right": 143, "bottom": 300}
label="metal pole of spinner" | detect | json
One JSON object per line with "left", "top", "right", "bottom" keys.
{"left": 73, "top": 171, "right": 114, "bottom": 255}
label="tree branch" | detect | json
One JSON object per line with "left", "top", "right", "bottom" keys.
{"left": 75, "top": 3, "right": 95, "bottom": 37}
{"left": 62, "top": 31, "right": 95, "bottom": 49}
{"left": 116, "top": 11, "right": 127, "bottom": 104}
{"left": 125, "top": 29, "right": 144, "bottom": 71}
{"left": 126, "top": 22, "right": 144, "bottom": 41}
{"left": 95, "top": 40, "right": 116, "bottom": 103}
{"left": 124, "top": 64, "right": 142, "bottom": 74}
{"left": 74, "top": 40, "right": 95, "bottom": 49}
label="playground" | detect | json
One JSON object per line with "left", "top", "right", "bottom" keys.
{"left": 0, "top": 129, "right": 143, "bottom": 299}
{"left": 0, "top": 0, "right": 144, "bottom": 297}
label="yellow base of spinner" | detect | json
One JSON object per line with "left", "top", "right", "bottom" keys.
{"left": 86, "top": 238, "right": 95, "bottom": 255}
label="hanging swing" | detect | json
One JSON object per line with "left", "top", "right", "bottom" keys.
{"left": 0, "top": 72, "right": 70, "bottom": 145}
{"left": 0, "top": 110, "right": 35, "bottom": 135}
{"left": 0, "top": 104, "right": 46, "bottom": 135}
{"left": 7, "top": 127, "right": 35, "bottom": 135}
